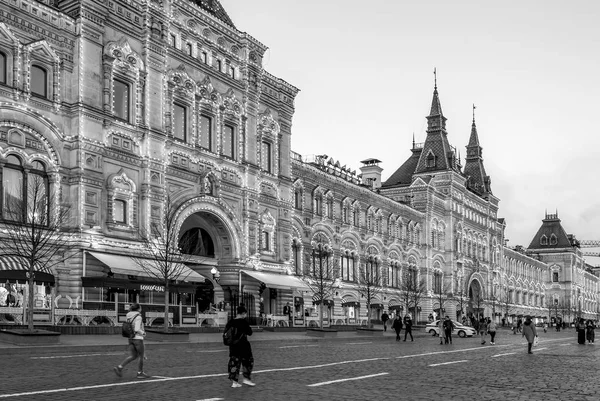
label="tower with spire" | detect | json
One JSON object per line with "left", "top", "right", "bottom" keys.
{"left": 463, "top": 104, "right": 492, "bottom": 198}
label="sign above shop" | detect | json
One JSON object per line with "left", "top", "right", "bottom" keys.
{"left": 140, "top": 284, "right": 165, "bottom": 292}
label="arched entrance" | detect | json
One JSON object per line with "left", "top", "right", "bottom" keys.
{"left": 468, "top": 279, "right": 484, "bottom": 321}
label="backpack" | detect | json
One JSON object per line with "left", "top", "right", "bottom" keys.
{"left": 121, "top": 313, "right": 139, "bottom": 339}
{"left": 222, "top": 325, "right": 241, "bottom": 346}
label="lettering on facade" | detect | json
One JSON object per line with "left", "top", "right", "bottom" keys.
{"left": 140, "top": 284, "right": 165, "bottom": 292}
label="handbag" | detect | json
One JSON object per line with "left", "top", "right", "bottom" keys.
{"left": 533, "top": 336, "right": 539, "bottom": 347}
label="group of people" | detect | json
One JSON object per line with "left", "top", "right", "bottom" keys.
{"left": 476, "top": 317, "right": 497, "bottom": 345}
{"left": 576, "top": 318, "right": 596, "bottom": 345}
{"left": 390, "top": 314, "right": 414, "bottom": 341}
{"left": 113, "top": 303, "right": 256, "bottom": 388}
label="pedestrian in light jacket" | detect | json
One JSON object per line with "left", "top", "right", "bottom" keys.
{"left": 522, "top": 316, "right": 538, "bottom": 354}
{"left": 487, "top": 318, "right": 497, "bottom": 345}
{"left": 479, "top": 317, "right": 488, "bottom": 345}
{"left": 113, "top": 303, "right": 150, "bottom": 379}
{"left": 438, "top": 318, "right": 445, "bottom": 344}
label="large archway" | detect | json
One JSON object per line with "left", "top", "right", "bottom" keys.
{"left": 468, "top": 279, "right": 484, "bottom": 320}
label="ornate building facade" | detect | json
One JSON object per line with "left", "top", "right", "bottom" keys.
{"left": 0, "top": 0, "right": 596, "bottom": 327}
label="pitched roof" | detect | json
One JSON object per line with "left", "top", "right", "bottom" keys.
{"left": 381, "top": 148, "right": 421, "bottom": 188}
{"left": 527, "top": 213, "right": 574, "bottom": 250}
{"left": 463, "top": 119, "right": 492, "bottom": 196}
{"left": 189, "top": 0, "right": 235, "bottom": 28}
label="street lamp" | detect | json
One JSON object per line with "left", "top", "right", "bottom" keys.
{"left": 210, "top": 267, "right": 220, "bottom": 283}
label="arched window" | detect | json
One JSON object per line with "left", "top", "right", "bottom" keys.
{"left": 434, "top": 271, "right": 442, "bottom": 294}
{"left": 0, "top": 52, "right": 6, "bottom": 84}
{"left": 113, "top": 78, "right": 130, "bottom": 122}
{"left": 30, "top": 65, "right": 47, "bottom": 98}
{"left": 294, "top": 189, "right": 302, "bottom": 210}
{"left": 2, "top": 156, "right": 49, "bottom": 223}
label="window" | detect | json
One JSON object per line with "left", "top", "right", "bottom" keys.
{"left": 552, "top": 272, "right": 559, "bottom": 282}
{"left": 30, "top": 65, "right": 47, "bottom": 98}
{"left": 201, "top": 51, "right": 208, "bottom": 64}
{"left": 426, "top": 152, "right": 436, "bottom": 168}
{"left": 353, "top": 208, "right": 359, "bottom": 226}
{"left": 216, "top": 59, "right": 222, "bottom": 72}
{"left": 170, "top": 34, "right": 177, "bottom": 48}
{"left": 113, "top": 199, "right": 126, "bottom": 224}
{"left": 113, "top": 79, "right": 130, "bottom": 122}
{"left": 261, "top": 231, "right": 270, "bottom": 251}
{"left": 293, "top": 242, "right": 301, "bottom": 275}
{"left": 550, "top": 234, "right": 558, "bottom": 245}
{"left": 2, "top": 156, "right": 49, "bottom": 223}
{"left": 341, "top": 253, "right": 355, "bottom": 281}
{"left": 327, "top": 198, "right": 333, "bottom": 219}
{"left": 186, "top": 43, "right": 193, "bottom": 56}
{"left": 199, "top": 114, "right": 213, "bottom": 150}
{"left": 0, "top": 52, "right": 6, "bottom": 84}
{"left": 294, "top": 190, "right": 302, "bottom": 210}
{"left": 434, "top": 272, "right": 442, "bottom": 294}
{"left": 314, "top": 195, "right": 322, "bottom": 216}
{"left": 222, "top": 124, "right": 235, "bottom": 158}
{"left": 173, "top": 103, "right": 187, "bottom": 141}
{"left": 261, "top": 141, "right": 271, "bottom": 173}
{"left": 540, "top": 235, "right": 548, "bottom": 246}
{"left": 230, "top": 66, "right": 236, "bottom": 79}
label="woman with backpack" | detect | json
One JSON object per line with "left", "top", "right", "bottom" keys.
{"left": 225, "top": 304, "right": 256, "bottom": 388}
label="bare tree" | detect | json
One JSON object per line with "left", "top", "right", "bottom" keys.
{"left": 301, "top": 237, "right": 339, "bottom": 329}
{"left": 432, "top": 276, "right": 453, "bottom": 321}
{"left": 454, "top": 272, "right": 469, "bottom": 321}
{"left": 133, "top": 194, "right": 193, "bottom": 333}
{"left": 399, "top": 269, "right": 427, "bottom": 324}
{"left": 355, "top": 256, "right": 384, "bottom": 328}
{"left": 0, "top": 174, "right": 72, "bottom": 331}
{"left": 499, "top": 285, "right": 514, "bottom": 326}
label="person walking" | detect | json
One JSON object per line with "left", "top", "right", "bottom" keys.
{"left": 443, "top": 316, "right": 455, "bottom": 344}
{"left": 522, "top": 316, "right": 538, "bottom": 354}
{"left": 392, "top": 315, "right": 403, "bottom": 341}
{"left": 479, "top": 317, "right": 488, "bottom": 345}
{"left": 586, "top": 320, "right": 595, "bottom": 344}
{"left": 576, "top": 318, "right": 586, "bottom": 345}
{"left": 403, "top": 314, "right": 413, "bottom": 341}
{"left": 381, "top": 311, "right": 389, "bottom": 332}
{"left": 438, "top": 318, "right": 445, "bottom": 344}
{"left": 488, "top": 317, "right": 497, "bottom": 345}
{"left": 226, "top": 305, "right": 256, "bottom": 388}
{"left": 543, "top": 321, "right": 548, "bottom": 333}
{"left": 113, "top": 303, "right": 150, "bottom": 379}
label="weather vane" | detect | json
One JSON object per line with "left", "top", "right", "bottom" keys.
{"left": 433, "top": 67, "right": 437, "bottom": 89}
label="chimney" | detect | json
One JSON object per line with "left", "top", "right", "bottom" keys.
{"left": 359, "top": 158, "right": 383, "bottom": 190}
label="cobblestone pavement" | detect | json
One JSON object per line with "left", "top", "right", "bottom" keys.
{"left": 0, "top": 329, "right": 597, "bottom": 400}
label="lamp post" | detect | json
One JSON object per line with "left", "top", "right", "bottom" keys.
{"left": 210, "top": 267, "right": 220, "bottom": 283}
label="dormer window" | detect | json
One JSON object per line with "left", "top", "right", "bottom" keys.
{"left": 550, "top": 234, "right": 558, "bottom": 245}
{"left": 426, "top": 152, "right": 436, "bottom": 168}
{"left": 540, "top": 235, "right": 548, "bottom": 246}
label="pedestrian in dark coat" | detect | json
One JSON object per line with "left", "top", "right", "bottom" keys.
{"left": 443, "top": 316, "right": 455, "bottom": 344}
{"left": 586, "top": 320, "right": 595, "bottom": 344}
{"left": 392, "top": 316, "right": 403, "bottom": 342}
{"left": 576, "top": 318, "right": 586, "bottom": 345}
{"left": 403, "top": 314, "right": 413, "bottom": 341}
{"left": 381, "top": 312, "right": 389, "bottom": 332}
{"left": 226, "top": 305, "right": 255, "bottom": 388}
{"left": 522, "top": 316, "right": 538, "bottom": 354}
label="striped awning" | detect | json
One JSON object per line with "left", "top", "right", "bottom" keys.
{"left": 0, "top": 256, "right": 55, "bottom": 284}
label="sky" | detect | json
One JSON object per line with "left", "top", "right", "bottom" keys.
{"left": 223, "top": 0, "right": 600, "bottom": 258}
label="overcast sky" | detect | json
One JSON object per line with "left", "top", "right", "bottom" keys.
{"left": 224, "top": 0, "right": 600, "bottom": 260}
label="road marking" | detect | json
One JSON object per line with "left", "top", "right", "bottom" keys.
{"left": 396, "top": 345, "right": 506, "bottom": 359}
{"left": 491, "top": 352, "right": 516, "bottom": 358}
{"left": 31, "top": 353, "right": 124, "bottom": 359}
{"left": 152, "top": 376, "right": 171, "bottom": 379}
{"left": 559, "top": 343, "right": 570, "bottom": 346}
{"left": 345, "top": 342, "right": 373, "bottom": 345}
{"left": 533, "top": 347, "right": 547, "bottom": 352}
{"left": 429, "top": 360, "right": 468, "bottom": 367}
{"left": 308, "top": 372, "right": 389, "bottom": 387}
{"left": 279, "top": 345, "right": 319, "bottom": 349}
{"left": 190, "top": 350, "right": 227, "bottom": 353}
{"left": 196, "top": 398, "right": 224, "bottom": 401}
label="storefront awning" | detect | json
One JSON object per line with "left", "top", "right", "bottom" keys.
{"left": 87, "top": 252, "right": 205, "bottom": 283}
{"left": 241, "top": 270, "right": 309, "bottom": 291}
{"left": 0, "top": 255, "right": 55, "bottom": 284}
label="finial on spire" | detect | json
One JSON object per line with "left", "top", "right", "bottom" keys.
{"left": 433, "top": 67, "right": 437, "bottom": 89}
{"left": 472, "top": 103, "right": 477, "bottom": 123}
{"left": 412, "top": 132, "right": 415, "bottom": 148}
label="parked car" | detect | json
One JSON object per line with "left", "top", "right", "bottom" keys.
{"left": 425, "top": 320, "right": 477, "bottom": 338}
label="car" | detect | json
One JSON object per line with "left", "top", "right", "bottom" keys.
{"left": 424, "top": 319, "right": 477, "bottom": 338}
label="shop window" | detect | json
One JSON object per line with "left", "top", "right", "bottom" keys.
{"left": 113, "top": 78, "right": 130, "bottom": 122}
{"left": 221, "top": 124, "right": 235, "bottom": 159}
{"left": 0, "top": 52, "right": 5, "bottom": 84}
{"left": 30, "top": 65, "right": 47, "bottom": 98}
{"left": 261, "top": 141, "right": 272, "bottom": 173}
{"left": 199, "top": 114, "right": 213, "bottom": 150}
{"left": 113, "top": 199, "right": 127, "bottom": 224}
{"left": 173, "top": 103, "right": 187, "bottom": 141}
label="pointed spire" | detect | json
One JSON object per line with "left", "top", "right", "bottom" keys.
{"left": 472, "top": 103, "right": 476, "bottom": 123}
{"left": 412, "top": 132, "right": 415, "bottom": 148}
{"left": 427, "top": 68, "right": 446, "bottom": 131}
{"left": 468, "top": 104, "right": 480, "bottom": 148}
